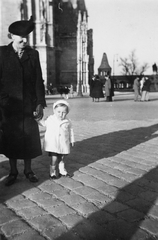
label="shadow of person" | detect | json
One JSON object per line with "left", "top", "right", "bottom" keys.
{"left": 148, "top": 98, "right": 158, "bottom": 102}
{"left": 67, "top": 124, "right": 158, "bottom": 175}
{"left": 52, "top": 124, "right": 158, "bottom": 239}
{"left": 99, "top": 165, "right": 158, "bottom": 239}
{"left": 0, "top": 123, "right": 158, "bottom": 239}
{"left": 0, "top": 153, "right": 50, "bottom": 204}
{"left": 54, "top": 168, "right": 158, "bottom": 240}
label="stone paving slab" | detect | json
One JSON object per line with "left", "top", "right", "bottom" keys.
{"left": 1, "top": 92, "right": 158, "bottom": 239}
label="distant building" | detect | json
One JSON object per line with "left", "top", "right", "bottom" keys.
{"left": 98, "top": 52, "right": 111, "bottom": 79}
{"left": 87, "top": 29, "right": 94, "bottom": 85}
{"left": 0, "top": 0, "right": 94, "bottom": 93}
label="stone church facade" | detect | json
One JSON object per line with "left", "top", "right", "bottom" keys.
{"left": 0, "top": 0, "right": 94, "bottom": 93}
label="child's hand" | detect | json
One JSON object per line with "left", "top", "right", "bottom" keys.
{"left": 70, "top": 142, "right": 74, "bottom": 147}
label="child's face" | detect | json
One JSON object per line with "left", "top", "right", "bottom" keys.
{"left": 54, "top": 106, "right": 68, "bottom": 120}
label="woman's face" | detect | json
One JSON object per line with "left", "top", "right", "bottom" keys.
{"left": 12, "top": 34, "right": 28, "bottom": 49}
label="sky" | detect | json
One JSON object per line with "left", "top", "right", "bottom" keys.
{"left": 85, "top": 0, "right": 158, "bottom": 75}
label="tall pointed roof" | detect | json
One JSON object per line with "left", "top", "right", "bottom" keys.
{"left": 98, "top": 53, "right": 111, "bottom": 71}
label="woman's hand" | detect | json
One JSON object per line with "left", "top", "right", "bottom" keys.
{"left": 34, "top": 104, "right": 44, "bottom": 120}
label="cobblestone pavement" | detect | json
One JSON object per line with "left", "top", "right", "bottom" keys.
{"left": 1, "top": 92, "right": 158, "bottom": 240}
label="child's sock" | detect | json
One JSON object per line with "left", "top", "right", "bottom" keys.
{"left": 59, "top": 160, "right": 68, "bottom": 176}
{"left": 50, "top": 165, "right": 57, "bottom": 177}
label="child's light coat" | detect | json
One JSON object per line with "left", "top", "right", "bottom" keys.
{"left": 40, "top": 115, "right": 74, "bottom": 154}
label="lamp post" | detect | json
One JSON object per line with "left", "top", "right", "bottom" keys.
{"left": 113, "top": 54, "right": 119, "bottom": 89}
{"left": 113, "top": 54, "right": 119, "bottom": 79}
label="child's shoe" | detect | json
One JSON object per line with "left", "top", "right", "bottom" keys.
{"left": 59, "top": 161, "right": 71, "bottom": 177}
{"left": 49, "top": 174, "right": 59, "bottom": 180}
{"left": 49, "top": 166, "right": 60, "bottom": 180}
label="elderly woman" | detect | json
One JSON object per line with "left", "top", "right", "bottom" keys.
{"left": 0, "top": 17, "right": 46, "bottom": 186}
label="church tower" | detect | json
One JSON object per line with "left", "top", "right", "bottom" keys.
{"left": 53, "top": 0, "right": 90, "bottom": 93}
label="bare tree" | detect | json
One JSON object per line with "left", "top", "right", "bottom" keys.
{"left": 119, "top": 50, "right": 149, "bottom": 75}
{"left": 139, "top": 63, "right": 149, "bottom": 75}
{"left": 119, "top": 57, "right": 130, "bottom": 75}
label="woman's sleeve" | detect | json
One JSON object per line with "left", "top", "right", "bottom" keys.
{"left": 34, "top": 50, "right": 47, "bottom": 108}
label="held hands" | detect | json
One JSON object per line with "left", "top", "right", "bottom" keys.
{"left": 34, "top": 104, "right": 44, "bottom": 121}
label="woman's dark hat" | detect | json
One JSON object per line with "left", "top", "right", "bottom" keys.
{"left": 8, "top": 16, "right": 34, "bottom": 36}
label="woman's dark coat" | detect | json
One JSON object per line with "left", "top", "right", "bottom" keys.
{"left": 142, "top": 79, "right": 151, "bottom": 92}
{"left": 90, "top": 79, "right": 104, "bottom": 98}
{"left": 0, "top": 43, "right": 46, "bottom": 159}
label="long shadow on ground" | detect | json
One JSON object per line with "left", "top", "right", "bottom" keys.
{"left": 0, "top": 124, "right": 158, "bottom": 239}
{"left": 56, "top": 124, "right": 158, "bottom": 239}
{"left": 55, "top": 166, "right": 158, "bottom": 240}
{"left": 68, "top": 124, "right": 158, "bottom": 174}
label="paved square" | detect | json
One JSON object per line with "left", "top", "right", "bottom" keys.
{"left": 1, "top": 92, "right": 158, "bottom": 240}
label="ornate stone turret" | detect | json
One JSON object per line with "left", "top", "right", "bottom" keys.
{"left": 77, "top": 9, "right": 89, "bottom": 95}
{"left": 98, "top": 52, "right": 111, "bottom": 78}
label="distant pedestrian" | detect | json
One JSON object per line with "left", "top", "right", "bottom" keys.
{"left": 140, "top": 76, "right": 145, "bottom": 96}
{"left": 104, "top": 75, "right": 112, "bottom": 102}
{"left": 63, "top": 86, "right": 70, "bottom": 99}
{"left": 141, "top": 77, "right": 151, "bottom": 101}
{"left": 47, "top": 83, "right": 53, "bottom": 95}
{"left": 57, "top": 86, "right": 70, "bottom": 99}
{"left": 69, "top": 84, "right": 74, "bottom": 98}
{"left": 90, "top": 75, "right": 104, "bottom": 102}
{"left": 133, "top": 77, "right": 141, "bottom": 101}
{"left": 39, "top": 100, "right": 74, "bottom": 179}
{"left": 109, "top": 77, "right": 114, "bottom": 102}
{"left": 89, "top": 75, "right": 95, "bottom": 99}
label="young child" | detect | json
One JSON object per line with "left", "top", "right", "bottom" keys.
{"left": 39, "top": 100, "right": 74, "bottom": 179}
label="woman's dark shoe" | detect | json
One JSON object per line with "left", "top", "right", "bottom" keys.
{"left": 24, "top": 171, "right": 39, "bottom": 182}
{"left": 5, "top": 172, "right": 18, "bottom": 186}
